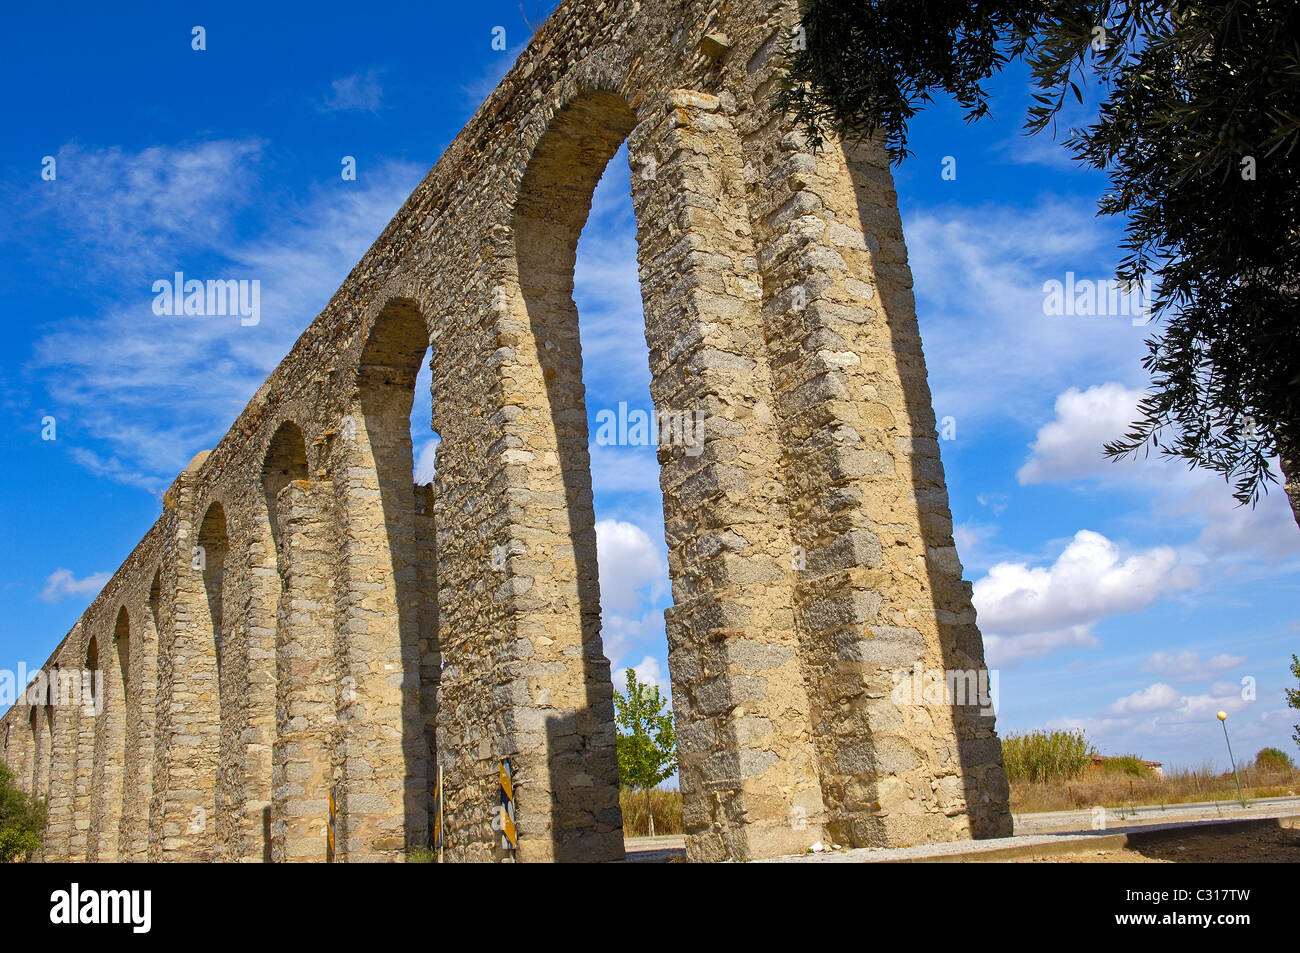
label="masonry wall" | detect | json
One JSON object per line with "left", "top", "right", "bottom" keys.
{"left": 0, "top": 0, "right": 1010, "bottom": 863}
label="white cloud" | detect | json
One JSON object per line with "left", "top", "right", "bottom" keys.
{"left": 1013, "top": 382, "right": 1300, "bottom": 568}
{"left": 594, "top": 519, "right": 666, "bottom": 616}
{"left": 974, "top": 529, "right": 1196, "bottom": 665}
{"left": 612, "top": 655, "right": 669, "bottom": 695}
{"left": 319, "top": 70, "right": 384, "bottom": 113}
{"left": 40, "top": 568, "right": 111, "bottom": 603}
{"left": 1105, "top": 682, "right": 1180, "bottom": 716}
{"left": 904, "top": 200, "right": 1149, "bottom": 427}
{"left": 413, "top": 438, "right": 439, "bottom": 486}
{"left": 32, "top": 140, "right": 263, "bottom": 275}
{"left": 1017, "top": 382, "right": 1144, "bottom": 484}
{"left": 27, "top": 141, "right": 426, "bottom": 487}
{"left": 1143, "top": 651, "right": 1247, "bottom": 681}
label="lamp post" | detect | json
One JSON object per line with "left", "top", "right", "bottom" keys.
{"left": 1217, "top": 711, "right": 1247, "bottom": 808}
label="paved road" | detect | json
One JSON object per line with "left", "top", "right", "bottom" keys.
{"left": 1012, "top": 795, "right": 1300, "bottom": 834}
{"left": 622, "top": 795, "right": 1300, "bottom": 862}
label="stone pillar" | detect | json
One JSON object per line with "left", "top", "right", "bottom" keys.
{"left": 628, "top": 90, "right": 829, "bottom": 862}
{"left": 13, "top": 708, "right": 32, "bottom": 795}
{"left": 241, "top": 529, "right": 279, "bottom": 862}
{"left": 271, "top": 480, "right": 338, "bottom": 862}
{"left": 121, "top": 608, "right": 158, "bottom": 862}
{"left": 159, "top": 482, "right": 220, "bottom": 860}
{"left": 43, "top": 671, "right": 79, "bottom": 861}
{"left": 414, "top": 484, "right": 440, "bottom": 844}
{"left": 70, "top": 692, "right": 94, "bottom": 861}
{"left": 93, "top": 634, "right": 128, "bottom": 862}
{"left": 333, "top": 410, "right": 426, "bottom": 861}
{"left": 736, "top": 53, "right": 1012, "bottom": 844}
{"left": 32, "top": 704, "right": 50, "bottom": 805}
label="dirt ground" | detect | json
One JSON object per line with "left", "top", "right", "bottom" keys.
{"left": 1021, "top": 824, "right": 1300, "bottom": 863}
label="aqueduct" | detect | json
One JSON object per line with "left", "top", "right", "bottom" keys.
{"left": 1, "top": 0, "right": 1012, "bottom": 862}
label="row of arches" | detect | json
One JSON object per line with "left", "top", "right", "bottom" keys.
{"left": 148, "top": 299, "right": 438, "bottom": 862}
{"left": 5, "top": 298, "right": 438, "bottom": 862}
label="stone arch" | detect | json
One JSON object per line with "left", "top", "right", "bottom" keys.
{"left": 484, "top": 86, "right": 641, "bottom": 863}
{"left": 28, "top": 701, "right": 42, "bottom": 798}
{"left": 112, "top": 608, "right": 131, "bottom": 855}
{"left": 252, "top": 420, "right": 312, "bottom": 862}
{"left": 198, "top": 503, "right": 230, "bottom": 680}
{"left": 260, "top": 418, "right": 338, "bottom": 862}
{"left": 199, "top": 500, "right": 241, "bottom": 858}
{"left": 138, "top": 567, "right": 162, "bottom": 861}
{"left": 262, "top": 421, "right": 310, "bottom": 557}
{"left": 501, "top": 76, "right": 848, "bottom": 861}
{"left": 160, "top": 499, "right": 227, "bottom": 859}
{"left": 90, "top": 610, "right": 128, "bottom": 860}
{"left": 324, "top": 296, "right": 433, "bottom": 860}
{"left": 147, "top": 568, "right": 161, "bottom": 637}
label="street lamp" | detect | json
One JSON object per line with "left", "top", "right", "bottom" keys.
{"left": 1217, "top": 711, "right": 1247, "bottom": 808}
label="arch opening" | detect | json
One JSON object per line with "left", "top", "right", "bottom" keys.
{"left": 344, "top": 297, "right": 438, "bottom": 856}
{"left": 262, "top": 422, "right": 309, "bottom": 557}
{"left": 504, "top": 89, "right": 647, "bottom": 860}
{"left": 198, "top": 503, "right": 229, "bottom": 679}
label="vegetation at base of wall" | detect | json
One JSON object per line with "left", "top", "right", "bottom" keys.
{"left": 0, "top": 762, "right": 45, "bottom": 863}
{"left": 619, "top": 787, "right": 683, "bottom": 838}
{"left": 406, "top": 847, "right": 437, "bottom": 863}
{"left": 1000, "top": 729, "right": 1095, "bottom": 784}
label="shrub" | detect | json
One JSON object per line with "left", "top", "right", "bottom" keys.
{"left": 1254, "top": 747, "right": 1295, "bottom": 772}
{"left": 619, "top": 786, "right": 682, "bottom": 838}
{"left": 1001, "top": 729, "right": 1094, "bottom": 784}
{"left": 0, "top": 762, "right": 44, "bottom": 863}
{"left": 1097, "top": 755, "right": 1151, "bottom": 778}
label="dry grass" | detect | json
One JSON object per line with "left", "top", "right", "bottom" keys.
{"left": 1011, "top": 763, "right": 1300, "bottom": 814}
{"left": 620, "top": 787, "right": 683, "bottom": 837}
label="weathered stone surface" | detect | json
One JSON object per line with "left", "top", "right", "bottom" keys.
{"left": 0, "top": 0, "right": 1010, "bottom": 863}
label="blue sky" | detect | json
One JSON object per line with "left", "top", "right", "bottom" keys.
{"left": 2, "top": 2, "right": 1296, "bottom": 773}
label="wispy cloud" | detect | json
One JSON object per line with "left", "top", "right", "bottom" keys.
{"left": 318, "top": 69, "right": 385, "bottom": 113}
{"left": 23, "top": 140, "right": 426, "bottom": 487}
{"left": 41, "top": 567, "right": 111, "bottom": 603}
{"left": 905, "top": 198, "right": 1147, "bottom": 429}
{"left": 23, "top": 140, "right": 263, "bottom": 278}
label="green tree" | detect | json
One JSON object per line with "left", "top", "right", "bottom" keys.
{"left": 0, "top": 761, "right": 45, "bottom": 863}
{"left": 613, "top": 668, "right": 677, "bottom": 837}
{"left": 779, "top": 0, "right": 1300, "bottom": 523}
{"left": 1288, "top": 654, "right": 1300, "bottom": 752}
{"left": 1254, "top": 746, "right": 1294, "bottom": 772}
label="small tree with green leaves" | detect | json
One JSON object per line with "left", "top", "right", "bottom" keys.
{"left": 0, "top": 761, "right": 45, "bottom": 863}
{"left": 613, "top": 668, "right": 677, "bottom": 837}
{"left": 1288, "top": 654, "right": 1300, "bottom": 754}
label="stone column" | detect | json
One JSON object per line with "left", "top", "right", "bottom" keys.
{"left": 13, "top": 708, "right": 32, "bottom": 795}
{"left": 628, "top": 90, "right": 829, "bottom": 862}
{"left": 32, "top": 704, "right": 50, "bottom": 805}
{"left": 332, "top": 411, "right": 426, "bottom": 861}
{"left": 159, "top": 481, "right": 220, "bottom": 860}
{"left": 93, "top": 635, "right": 128, "bottom": 862}
{"left": 70, "top": 691, "right": 94, "bottom": 861}
{"left": 271, "top": 480, "right": 338, "bottom": 862}
{"left": 43, "top": 668, "right": 79, "bottom": 861}
{"left": 239, "top": 529, "right": 278, "bottom": 862}
{"left": 736, "top": 43, "right": 1012, "bottom": 844}
{"left": 121, "top": 608, "right": 159, "bottom": 861}
{"left": 414, "top": 484, "right": 440, "bottom": 845}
